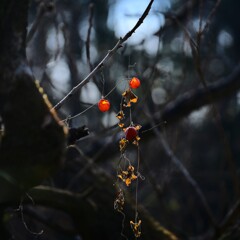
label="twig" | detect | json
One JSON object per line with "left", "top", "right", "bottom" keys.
{"left": 193, "top": 0, "right": 222, "bottom": 88}
{"left": 156, "top": 128, "right": 216, "bottom": 227}
{"left": 198, "top": 0, "right": 204, "bottom": 34}
{"left": 218, "top": 200, "right": 240, "bottom": 237}
{"left": 191, "top": 0, "right": 239, "bottom": 198}
{"left": 59, "top": 64, "right": 240, "bottom": 166}
{"left": 191, "top": 199, "right": 240, "bottom": 240}
{"left": 201, "top": 0, "right": 222, "bottom": 35}
{"left": 140, "top": 156, "right": 165, "bottom": 199}
{"left": 124, "top": 187, "right": 179, "bottom": 240}
{"left": 15, "top": 198, "right": 43, "bottom": 236}
{"left": 144, "top": 108, "right": 217, "bottom": 228}
{"left": 66, "top": 142, "right": 113, "bottom": 189}
{"left": 27, "top": 1, "right": 54, "bottom": 43}
{"left": 53, "top": 0, "right": 154, "bottom": 110}
{"left": 163, "top": 13, "right": 198, "bottom": 52}
{"left": 86, "top": 3, "right": 94, "bottom": 71}
{"left": 158, "top": 0, "right": 198, "bottom": 36}
{"left": 138, "top": 205, "right": 179, "bottom": 240}
{"left": 121, "top": 0, "right": 154, "bottom": 42}
{"left": 27, "top": 185, "right": 93, "bottom": 211}
{"left": 23, "top": 207, "right": 77, "bottom": 235}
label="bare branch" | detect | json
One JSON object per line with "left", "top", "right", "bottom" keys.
{"left": 191, "top": 200, "right": 240, "bottom": 240}
{"left": 53, "top": 0, "right": 154, "bottom": 110}
{"left": 26, "top": 1, "right": 55, "bottom": 43}
{"left": 176, "top": 0, "right": 238, "bottom": 198}
{"left": 201, "top": 0, "right": 222, "bottom": 35}
{"left": 145, "top": 108, "right": 217, "bottom": 228}
{"left": 86, "top": 3, "right": 94, "bottom": 71}
{"left": 121, "top": 0, "right": 154, "bottom": 42}
{"left": 28, "top": 185, "right": 93, "bottom": 212}
{"left": 67, "top": 64, "right": 240, "bottom": 168}
{"left": 218, "top": 200, "right": 240, "bottom": 237}
{"left": 136, "top": 203, "right": 179, "bottom": 240}
{"left": 26, "top": 181, "right": 179, "bottom": 239}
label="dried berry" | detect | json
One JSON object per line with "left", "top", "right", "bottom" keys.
{"left": 125, "top": 126, "right": 138, "bottom": 141}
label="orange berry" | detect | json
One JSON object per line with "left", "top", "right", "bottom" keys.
{"left": 129, "top": 77, "right": 141, "bottom": 89}
{"left": 125, "top": 126, "right": 138, "bottom": 141}
{"left": 98, "top": 99, "right": 110, "bottom": 112}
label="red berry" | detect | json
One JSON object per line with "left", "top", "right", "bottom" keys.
{"left": 98, "top": 99, "right": 110, "bottom": 112}
{"left": 129, "top": 77, "right": 141, "bottom": 89}
{"left": 125, "top": 126, "right": 138, "bottom": 141}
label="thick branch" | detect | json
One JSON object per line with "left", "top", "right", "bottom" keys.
{"left": 26, "top": 181, "right": 178, "bottom": 240}
{"left": 28, "top": 186, "right": 92, "bottom": 213}
{"left": 160, "top": 63, "right": 240, "bottom": 124}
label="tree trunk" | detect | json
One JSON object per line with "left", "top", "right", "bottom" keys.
{"left": 0, "top": 0, "right": 67, "bottom": 203}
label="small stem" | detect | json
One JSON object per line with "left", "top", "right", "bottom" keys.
{"left": 135, "top": 145, "right": 140, "bottom": 222}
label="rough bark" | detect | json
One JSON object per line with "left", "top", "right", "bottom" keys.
{"left": 0, "top": 0, "right": 67, "bottom": 202}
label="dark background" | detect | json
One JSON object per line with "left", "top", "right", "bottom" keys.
{"left": 1, "top": 0, "right": 240, "bottom": 239}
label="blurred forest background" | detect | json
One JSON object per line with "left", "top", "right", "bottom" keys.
{"left": 1, "top": 0, "right": 240, "bottom": 239}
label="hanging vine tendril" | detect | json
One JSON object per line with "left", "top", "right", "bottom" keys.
{"left": 114, "top": 71, "right": 144, "bottom": 238}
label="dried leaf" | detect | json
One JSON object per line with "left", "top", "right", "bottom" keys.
{"left": 118, "top": 122, "right": 124, "bottom": 128}
{"left": 118, "top": 165, "right": 137, "bottom": 186}
{"left": 130, "top": 220, "right": 142, "bottom": 238}
{"left": 119, "top": 138, "right": 128, "bottom": 152}
{"left": 135, "top": 124, "right": 142, "bottom": 131}
{"left": 122, "top": 89, "right": 138, "bottom": 107}
{"left": 125, "top": 178, "right": 131, "bottom": 186}
{"left": 116, "top": 110, "right": 125, "bottom": 120}
{"left": 114, "top": 189, "right": 125, "bottom": 212}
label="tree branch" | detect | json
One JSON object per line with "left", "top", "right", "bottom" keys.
{"left": 25, "top": 180, "right": 178, "bottom": 240}
{"left": 28, "top": 185, "right": 93, "bottom": 213}
{"left": 53, "top": 0, "right": 154, "bottom": 110}
{"left": 145, "top": 108, "right": 217, "bottom": 228}
{"left": 72, "top": 64, "right": 240, "bottom": 165}
{"left": 218, "top": 200, "right": 240, "bottom": 238}
{"left": 86, "top": 3, "right": 94, "bottom": 71}
{"left": 26, "top": 1, "right": 55, "bottom": 43}
{"left": 160, "top": 63, "right": 240, "bottom": 124}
